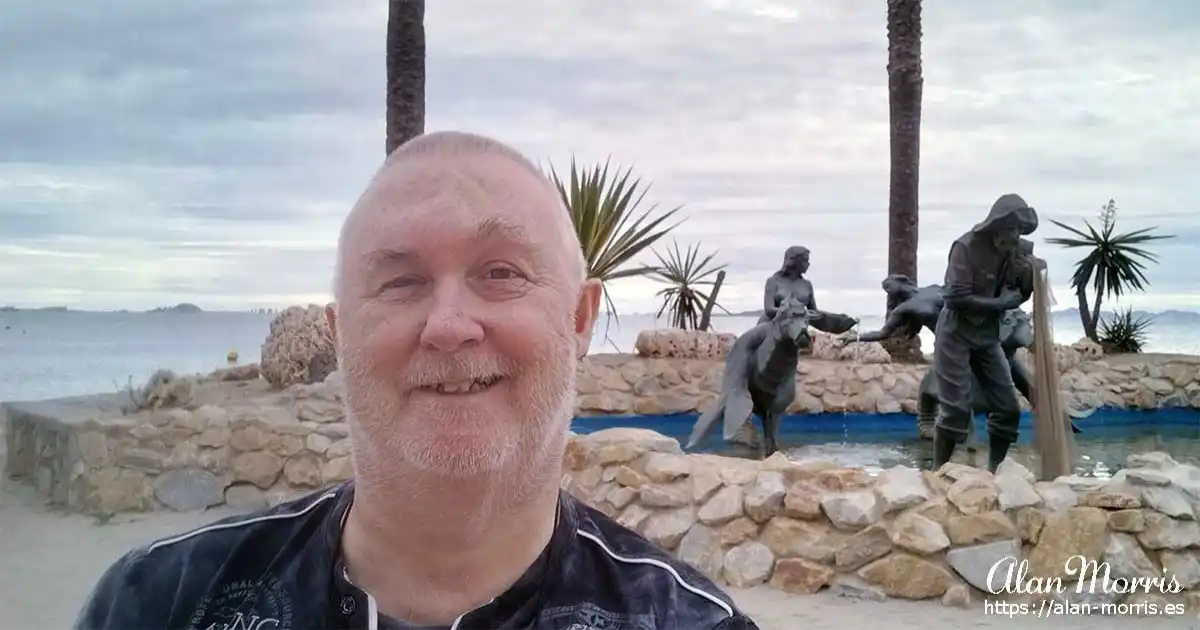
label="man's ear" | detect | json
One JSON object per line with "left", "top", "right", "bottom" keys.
{"left": 573, "top": 279, "right": 603, "bottom": 358}
{"left": 325, "top": 303, "right": 338, "bottom": 344}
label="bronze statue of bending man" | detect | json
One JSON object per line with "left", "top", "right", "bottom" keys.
{"left": 932, "top": 194, "right": 1039, "bottom": 472}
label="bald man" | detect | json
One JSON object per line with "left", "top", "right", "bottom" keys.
{"left": 74, "top": 132, "right": 759, "bottom": 630}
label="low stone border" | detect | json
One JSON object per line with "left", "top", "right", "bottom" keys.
{"left": 565, "top": 428, "right": 1200, "bottom": 613}
{"left": 6, "top": 358, "right": 1200, "bottom": 615}
{"left": 3, "top": 382, "right": 351, "bottom": 513}
{"left": 576, "top": 353, "right": 1200, "bottom": 417}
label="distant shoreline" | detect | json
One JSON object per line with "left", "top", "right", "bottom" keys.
{"left": 0, "top": 304, "right": 279, "bottom": 315}
{"left": 2, "top": 305, "right": 1200, "bottom": 323}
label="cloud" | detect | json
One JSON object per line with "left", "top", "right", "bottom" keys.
{"left": 1, "top": 0, "right": 1196, "bottom": 315}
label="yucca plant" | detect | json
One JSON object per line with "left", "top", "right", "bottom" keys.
{"left": 1045, "top": 199, "right": 1174, "bottom": 342}
{"left": 651, "top": 241, "right": 728, "bottom": 330}
{"left": 546, "top": 157, "right": 683, "bottom": 322}
{"left": 1097, "top": 306, "right": 1153, "bottom": 354}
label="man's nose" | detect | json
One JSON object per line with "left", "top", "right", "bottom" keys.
{"left": 419, "top": 281, "right": 485, "bottom": 352}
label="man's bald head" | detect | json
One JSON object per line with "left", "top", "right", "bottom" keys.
{"left": 334, "top": 131, "right": 586, "bottom": 300}
{"left": 380, "top": 130, "right": 545, "bottom": 179}
{"left": 327, "top": 130, "right": 603, "bottom": 484}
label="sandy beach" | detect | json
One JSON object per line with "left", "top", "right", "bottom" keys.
{"left": 1, "top": 480, "right": 1187, "bottom": 629}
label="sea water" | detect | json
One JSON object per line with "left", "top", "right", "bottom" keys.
{"left": 2, "top": 309, "right": 1197, "bottom": 402}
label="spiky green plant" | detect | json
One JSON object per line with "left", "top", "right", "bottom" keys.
{"left": 1097, "top": 306, "right": 1153, "bottom": 354}
{"left": 1045, "top": 199, "right": 1174, "bottom": 342}
{"left": 546, "top": 157, "right": 683, "bottom": 321}
{"left": 651, "top": 241, "right": 728, "bottom": 330}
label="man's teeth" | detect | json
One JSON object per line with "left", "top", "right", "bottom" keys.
{"left": 432, "top": 377, "right": 498, "bottom": 394}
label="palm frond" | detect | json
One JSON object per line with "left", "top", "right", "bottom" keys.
{"left": 546, "top": 157, "right": 683, "bottom": 332}
{"left": 1045, "top": 200, "right": 1173, "bottom": 343}
{"left": 1045, "top": 213, "right": 1174, "bottom": 299}
{"left": 548, "top": 157, "right": 683, "bottom": 280}
{"left": 649, "top": 240, "right": 728, "bottom": 330}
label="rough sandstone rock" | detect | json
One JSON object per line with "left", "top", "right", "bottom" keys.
{"left": 760, "top": 518, "right": 844, "bottom": 564}
{"left": 676, "top": 524, "right": 724, "bottom": 580}
{"left": 809, "top": 330, "right": 891, "bottom": 364}
{"left": 945, "top": 511, "right": 1017, "bottom": 546}
{"left": 946, "top": 539, "right": 1020, "bottom": 593}
{"left": 1104, "top": 533, "right": 1160, "bottom": 580}
{"left": 945, "top": 476, "right": 999, "bottom": 515}
{"left": 723, "top": 542, "right": 775, "bottom": 587}
{"left": 634, "top": 329, "right": 736, "bottom": 359}
{"left": 834, "top": 524, "right": 893, "bottom": 570}
{"left": 858, "top": 553, "right": 955, "bottom": 599}
{"left": 744, "top": 472, "right": 787, "bottom": 522}
{"left": 821, "top": 490, "right": 882, "bottom": 530}
{"left": 1025, "top": 507, "right": 1109, "bottom": 579}
{"left": 260, "top": 304, "right": 337, "bottom": 389}
{"left": 873, "top": 466, "right": 931, "bottom": 513}
{"left": 891, "top": 512, "right": 950, "bottom": 555}
{"left": 994, "top": 460, "right": 1042, "bottom": 510}
{"left": 770, "top": 558, "right": 835, "bottom": 594}
{"left": 698, "top": 486, "right": 745, "bottom": 526}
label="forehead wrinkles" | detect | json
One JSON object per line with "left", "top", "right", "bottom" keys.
{"left": 359, "top": 155, "right": 559, "bottom": 228}
{"left": 344, "top": 159, "right": 566, "bottom": 266}
{"left": 338, "top": 151, "right": 582, "bottom": 295}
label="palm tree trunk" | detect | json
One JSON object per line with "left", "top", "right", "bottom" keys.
{"left": 883, "top": 0, "right": 924, "bottom": 363}
{"left": 698, "top": 270, "right": 726, "bottom": 331}
{"left": 385, "top": 0, "right": 426, "bottom": 155}
{"left": 1077, "top": 288, "right": 1101, "bottom": 341}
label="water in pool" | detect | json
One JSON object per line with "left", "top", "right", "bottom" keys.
{"left": 570, "top": 408, "right": 1200, "bottom": 478}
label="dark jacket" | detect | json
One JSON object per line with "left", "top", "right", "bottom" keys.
{"left": 74, "top": 482, "right": 759, "bottom": 630}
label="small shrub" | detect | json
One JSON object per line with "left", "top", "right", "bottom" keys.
{"left": 1046, "top": 199, "right": 1173, "bottom": 342}
{"left": 121, "top": 368, "right": 195, "bottom": 414}
{"left": 1097, "top": 307, "right": 1152, "bottom": 354}
{"left": 651, "top": 240, "right": 728, "bottom": 331}
{"left": 547, "top": 158, "right": 682, "bottom": 348}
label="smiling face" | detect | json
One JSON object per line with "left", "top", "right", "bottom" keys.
{"left": 330, "top": 140, "right": 600, "bottom": 481}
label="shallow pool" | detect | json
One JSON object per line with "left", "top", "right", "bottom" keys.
{"left": 570, "top": 408, "right": 1200, "bottom": 478}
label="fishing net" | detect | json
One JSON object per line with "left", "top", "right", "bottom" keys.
{"left": 1031, "top": 264, "right": 1077, "bottom": 480}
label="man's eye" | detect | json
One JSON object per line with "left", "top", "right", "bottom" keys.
{"left": 382, "top": 276, "right": 423, "bottom": 290}
{"left": 485, "top": 267, "right": 523, "bottom": 281}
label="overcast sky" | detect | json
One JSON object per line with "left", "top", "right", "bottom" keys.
{"left": 1, "top": 0, "right": 1196, "bottom": 316}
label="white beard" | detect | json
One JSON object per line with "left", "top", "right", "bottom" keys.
{"left": 349, "top": 352, "right": 577, "bottom": 482}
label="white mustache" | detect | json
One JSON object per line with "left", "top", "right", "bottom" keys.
{"left": 403, "top": 353, "right": 512, "bottom": 388}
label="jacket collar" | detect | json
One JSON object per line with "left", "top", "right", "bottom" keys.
{"left": 320, "top": 482, "right": 580, "bottom": 629}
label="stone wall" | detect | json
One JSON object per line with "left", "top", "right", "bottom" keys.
{"left": 6, "top": 359, "right": 1200, "bottom": 613}
{"left": 6, "top": 351, "right": 1200, "bottom": 516}
{"left": 3, "top": 381, "right": 352, "bottom": 514}
{"left": 566, "top": 428, "right": 1200, "bottom": 612}
{"left": 576, "top": 352, "right": 1200, "bottom": 416}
